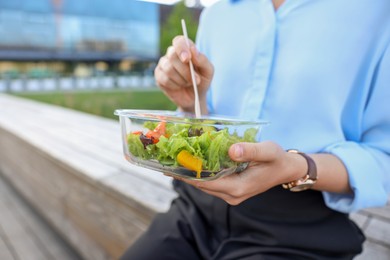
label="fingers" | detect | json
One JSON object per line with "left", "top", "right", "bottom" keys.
{"left": 191, "top": 46, "right": 214, "bottom": 80}
{"left": 155, "top": 35, "right": 213, "bottom": 99}
{"left": 172, "top": 36, "right": 213, "bottom": 83}
{"left": 229, "top": 141, "right": 283, "bottom": 163}
{"left": 176, "top": 170, "right": 271, "bottom": 205}
{"left": 165, "top": 46, "right": 194, "bottom": 86}
{"left": 155, "top": 58, "right": 188, "bottom": 90}
{"left": 155, "top": 42, "right": 198, "bottom": 90}
{"left": 176, "top": 174, "right": 249, "bottom": 205}
{"left": 172, "top": 35, "right": 196, "bottom": 62}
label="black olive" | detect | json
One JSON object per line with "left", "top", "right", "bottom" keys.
{"left": 188, "top": 127, "right": 204, "bottom": 137}
{"left": 139, "top": 134, "right": 154, "bottom": 148}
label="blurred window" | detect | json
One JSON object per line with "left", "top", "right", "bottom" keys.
{"left": 0, "top": 0, "right": 159, "bottom": 60}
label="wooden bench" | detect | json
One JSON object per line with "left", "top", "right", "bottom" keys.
{"left": 0, "top": 94, "right": 177, "bottom": 259}
{"left": 0, "top": 93, "right": 389, "bottom": 259}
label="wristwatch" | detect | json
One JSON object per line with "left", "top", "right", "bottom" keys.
{"left": 282, "top": 149, "right": 318, "bottom": 192}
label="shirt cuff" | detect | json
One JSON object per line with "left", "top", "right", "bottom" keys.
{"left": 321, "top": 141, "right": 388, "bottom": 213}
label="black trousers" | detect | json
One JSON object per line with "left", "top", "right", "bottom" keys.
{"left": 121, "top": 180, "right": 364, "bottom": 260}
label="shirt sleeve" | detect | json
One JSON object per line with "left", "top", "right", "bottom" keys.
{"left": 321, "top": 44, "right": 390, "bottom": 213}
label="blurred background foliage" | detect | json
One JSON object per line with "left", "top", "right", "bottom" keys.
{"left": 14, "top": 89, "right": 177, "bottom": 120}
{"left": 160, "top": 1, "right": 199, "bottom": 55}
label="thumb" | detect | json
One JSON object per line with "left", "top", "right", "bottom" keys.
{"left": 229, "top": 141, "right": 281, "bottom": 162}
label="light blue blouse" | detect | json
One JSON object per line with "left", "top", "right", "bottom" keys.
{"left": 196, "top": 0, "right": 390, "bottom": 213}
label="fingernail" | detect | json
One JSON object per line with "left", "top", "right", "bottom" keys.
{"left": 180, "top": 51, "right": 189, "bottom": 62}
{"left": 233, "top": 144, "right": 243, "bottom": 159}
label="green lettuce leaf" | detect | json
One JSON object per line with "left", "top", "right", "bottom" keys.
{"left": 127, "top": 121, "right": 259, "bottom": 172}
{"left": 127, "top": 133, "right": 148, "bottom": 158}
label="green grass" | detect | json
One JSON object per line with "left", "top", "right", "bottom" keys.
{"left": 13, "top": 89, "right": 177, "bottom": 120}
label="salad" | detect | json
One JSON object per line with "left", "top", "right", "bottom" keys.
{"left": 127, "top": 120, "right": 258, "bottom": 179}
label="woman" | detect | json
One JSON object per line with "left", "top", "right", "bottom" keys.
{"left": 121, "top": 0, "right": 390, "bottom": 259}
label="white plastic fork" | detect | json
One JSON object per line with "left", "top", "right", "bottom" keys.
{"left": 181, "top": 19, "right": 201, "bottom": 118}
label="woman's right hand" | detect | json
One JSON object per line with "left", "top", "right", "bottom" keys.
{"left": 154, "top": 36, "right": 214, "bottom": 114}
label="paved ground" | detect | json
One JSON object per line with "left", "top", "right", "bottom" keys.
{"left": 0, "top": 174, "right": 81, "bottom": 260}
{"left": 351, "top": 200, "right": 390, "bottom": 259}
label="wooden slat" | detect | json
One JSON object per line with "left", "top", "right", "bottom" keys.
{"left": 0, "top": 94, "right": 173, "bottom": 188}
{"left": 0, "top": 227, "right": 16, "bottom": 260}
{"left": 0, "top": 177, "right": 70, "bottom": 260}
{"left": 0, "top": 192, "right": 46, "bottom": 260}
{"left": 0, "top": 128, "right": 106, "bottom": 259}
{"left": 0, "top": 176, "right": 81, "bottom": 260}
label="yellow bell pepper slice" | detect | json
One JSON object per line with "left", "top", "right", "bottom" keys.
{"left": 177, "top": 150, "right": 202, "bottom": 179}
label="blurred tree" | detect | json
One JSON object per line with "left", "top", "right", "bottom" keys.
{"left": 160, "top": 1, "right": 199, "bottom": 56}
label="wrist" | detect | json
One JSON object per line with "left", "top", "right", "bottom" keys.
{"left": 285, "top": 151, "right": 308, "bottom": 182}
{"left": 283, "top": 150, "right": 318, "bottom": 192}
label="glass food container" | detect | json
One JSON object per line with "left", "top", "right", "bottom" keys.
{"left": 115, "top": 109, "right": 268, "bottom": 181}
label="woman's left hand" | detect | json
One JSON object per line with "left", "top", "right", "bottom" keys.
{"left": 173, "top": 141, "right": 306, "bottom": 205}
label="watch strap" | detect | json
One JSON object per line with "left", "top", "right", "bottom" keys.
{"left": 282, "top": 149, "right": 318, "bottom": 191}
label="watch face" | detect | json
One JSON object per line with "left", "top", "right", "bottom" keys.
{"left": 289, "top": 179, "right": 316, "bottom": 192}
{"left": 290, "top": 183, "right": 312, "bottom": 192}
{"left": 282, "top": 176, "right": 316, "bottom": 192}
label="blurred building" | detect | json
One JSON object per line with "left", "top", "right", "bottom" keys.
{"left": 0, "top": 0, "right": 159, "bottom": 78}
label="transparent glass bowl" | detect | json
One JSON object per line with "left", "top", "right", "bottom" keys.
{"left": 115, "top": 109, "right": 267, "bottom": 181}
